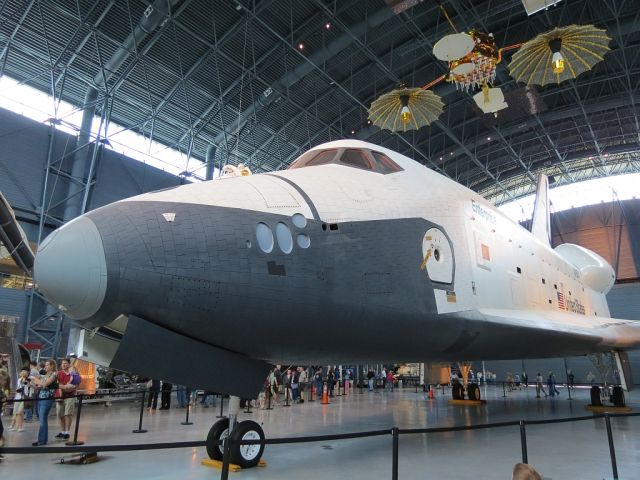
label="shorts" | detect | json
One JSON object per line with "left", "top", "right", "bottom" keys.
{"left": 56, "top": 397, "right": 76, "bottom": 417}
{"left": 13, "top": 401, "right": 25, "bottom": 415}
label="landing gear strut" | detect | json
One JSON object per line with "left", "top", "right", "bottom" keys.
{"left": 451, "top": 362, "right": 481, "bottom": 401}
{"left": 205, "top": 396, "right": 266, "bottom": 468}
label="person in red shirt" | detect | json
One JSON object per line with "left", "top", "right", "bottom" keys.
{"left": 55, "top": 358, "right": 77, "bottom": 440}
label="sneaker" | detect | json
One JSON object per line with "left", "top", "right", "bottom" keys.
{"left": 8, "top": 427, "right": 15, "bottom": 431}
{"left": 17, "top": 429, "right": 24, "bottom": 432}
{"left": 32, "top": 442, "right": 45, "bottom": 446}
{"left": 55, "top": 433, "right": 65, "bottom": 438}
{"left": 62, "top": 434, "right": 70, "bottom": 440}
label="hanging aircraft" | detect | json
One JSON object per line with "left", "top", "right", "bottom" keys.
{"left": 2, "top": 139, "right": 639, "bottom": 467}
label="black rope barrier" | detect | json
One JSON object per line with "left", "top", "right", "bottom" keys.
{"left": 132, "top": 390, "right": 147, "bottom": 433}
{"left": 181, "top": 403, "right": 193, "bottom": 426}
{"left": 3, "top": 401, "right": 639, "bottom": 480}
{"left": 1, "top": 440, "right": 207, "bottom": 454}
{"left": 519, "top": 420, "right": 527, "bottom": 464}
{"left": 391, "top": 427, "right": 399, "bottom": 480}
{"left": 266, "top": 385, "right": 273, "bottom": 410}
{"left": 221, "top": 432, "right": 232, "bottom": 480}
{"left": 66, "top": 394, "right": 85, "bottom": 446}
{"left": 604, "top": 413, "right": 619, "bottom": 480}
{"left": 216, "top": 395, "right": 225, "bottom": 418}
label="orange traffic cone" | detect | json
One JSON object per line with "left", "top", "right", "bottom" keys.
{"left": 321, "top": 384, "right": 330, "bottom": 404}
{"left": 428, "top": 385, "right": 435, "bottom": 399}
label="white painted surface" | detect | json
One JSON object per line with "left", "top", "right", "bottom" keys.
{"left": 117, "top": 139, "right": 636, "bottom": 345}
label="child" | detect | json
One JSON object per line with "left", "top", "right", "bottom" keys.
{"left": 8, "top": 369, "right": 29, "bottom": 432}
{"left": 69, "top": 365, "right": 82, "bottom": 388}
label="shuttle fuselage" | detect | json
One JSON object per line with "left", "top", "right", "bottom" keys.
{"left": 33, "top": 139, "right": 636, "bottom": 379}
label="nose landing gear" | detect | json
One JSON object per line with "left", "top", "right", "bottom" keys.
{"left": 205, "top": 396, "right": 266, "bottom": 469}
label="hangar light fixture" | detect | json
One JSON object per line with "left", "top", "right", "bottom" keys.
{"left": 549, "top": 38, "right": 565, "bottom": 74}
{"left": 400, "top": 95, "right": 411, "bottom": 125}
{"left": 368, "top": 85, "right": 443, "bottom": 132}
{"left": 508, "top": 25, "right": 611, "bottom": 85}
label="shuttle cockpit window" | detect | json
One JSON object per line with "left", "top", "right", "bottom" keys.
{"left": 370, "top": 151, "right": 403, "bottom": 174}
{"left": 340, "top": 149, "right": 373, "bottom": 170}
{"left": 288, "top": 147, "right": 403, "bottom": 174}
{"left": 288, "top": 149, "right": 339, "bottom": 169}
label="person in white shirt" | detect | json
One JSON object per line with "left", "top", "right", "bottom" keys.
{"left": 8, "top": 369, "right": 29, "bottom": 432}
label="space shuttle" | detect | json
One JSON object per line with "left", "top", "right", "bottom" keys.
{"left": 3, "top": 140, "right": 640, "bottom": 399}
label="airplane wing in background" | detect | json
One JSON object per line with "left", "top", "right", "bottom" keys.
{"left": 0, "top": 191, "right": 35, "bottom": 274}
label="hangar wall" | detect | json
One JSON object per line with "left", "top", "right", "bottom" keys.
{"left": 551, "top": 198, "right": 640, "bottom": 281}
{"left": 0, "top": 106, "right": 185, "bottom": 351}
{"left": 0, "top": 106, "right": 184, "bottom": 240}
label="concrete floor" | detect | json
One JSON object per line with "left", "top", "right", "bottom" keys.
{"left": 1, "top": 384, "right": 639, "bottom": 479}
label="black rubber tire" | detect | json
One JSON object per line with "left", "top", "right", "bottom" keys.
{"left": 590, "top": 386, "right": 602, "bottom": 406}
{"left": 467, "top": 383, "right": 481, "bottom": 401}
{"left": 206, "top": 418, "right": 230, "bottom": 460}
{"left": 229, "top": 420, "right": 266, "bottom": 468}
{"left": 612, "top": 386, "right": 625, "bottom": 407}
{"left": 452, "top": 382, "right": 464, "bottom": 400}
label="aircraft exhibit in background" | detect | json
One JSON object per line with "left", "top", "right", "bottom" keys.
{"left": 2, "top": 139, "right": 639, "bottom": 467}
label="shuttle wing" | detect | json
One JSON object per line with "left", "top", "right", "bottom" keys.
{"left": 464, "top": 308, "right": 640, "bottom": 352}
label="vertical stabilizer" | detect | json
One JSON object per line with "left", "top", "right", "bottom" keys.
{"left": 530, "top": 174, "right": 550, "bottom": 246}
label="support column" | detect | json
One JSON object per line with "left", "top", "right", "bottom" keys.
{"left": 205, "top": 145, "right": 217, "bottom": 180}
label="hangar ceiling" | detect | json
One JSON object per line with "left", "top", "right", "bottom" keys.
{"left": 1, "top": 0, "right": 639, "bottom": 205}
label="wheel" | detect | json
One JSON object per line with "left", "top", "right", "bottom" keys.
{"left": 612, "top": 386, "right": 625, "bottom": 407}
{"left": 590, "top": 386, "right": 602, "bottom": 406}
{"left": 452, "top": 382, "right": 464, "bottom": 400}
{"left": 206, "top": 418, "right": 230, "bottom": 460}
{"left": 467, "top": 383, "right": 481, "bottom": 401}
{"left": 229, "top": 420, "right": 265, "bottom": 468}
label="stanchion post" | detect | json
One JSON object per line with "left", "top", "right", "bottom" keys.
{"left": 266, "top": 386, "right": 273, "bottom": 410}
{"left": 503, "top": 381, "right": 506, "bottom": 397}
{"left": 133, "top": 390, "right": 148, "bottom": 433}
{"left": 567, "top": 382, "right": 572, "bottom": 401}
{"left": 217, "top": 394, "right": 226, "bottom": 418}
{"left": 519, "top": 419, "right": 528, "bottom": 464}
{"left": 391, "top": 427, "right": 399, "bottom": 480}
{"left": 181, "top": 403, "right": 193, "bottom": 425}
{"left": 66, "top": 394, "right": 85, "bottom": 446}
{"left": 221, "top": 434, "right": 232, "bottom": 480}
{"left": 604, "top": 413, "right": 619, "bottom": 480}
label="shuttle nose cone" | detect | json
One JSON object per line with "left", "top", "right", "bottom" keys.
{"left": 34, "top": 216, "right": 107, "bottom": 320}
